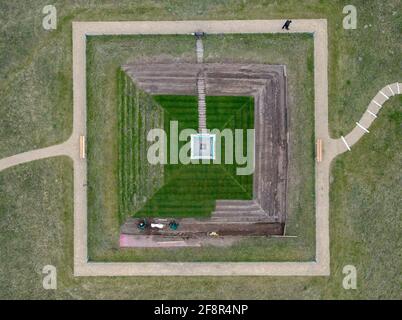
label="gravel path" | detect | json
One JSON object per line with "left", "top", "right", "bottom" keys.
{"left": 75, "top": 19, "right": 331, "bottom": 276}
{"left": 334, "top": 82, "right": 401, "bottom": 154}
{"left": 0, "top": 141, "right": 74, "bottom": 172}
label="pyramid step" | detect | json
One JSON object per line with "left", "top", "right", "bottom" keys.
{"left": 214, "top": 205, "right": 263, "bottom": 211}
{"left": 214, "top": 204, "right": 261, "bottom": 211}
{"left": 209, "top": 216, "right": 271, "bottom": 223}
{"left": 212, "top": 209, "right": 267, "bottom": 217}
{"left": 215, "top": 200, "right": 258, "bottom": 208}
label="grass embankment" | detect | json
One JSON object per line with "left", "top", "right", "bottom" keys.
{"left": 117, "top": 69, "right": 164, "bottom": 223}
{"left": 85, "top": 33, "right": 315, "bottom": 262}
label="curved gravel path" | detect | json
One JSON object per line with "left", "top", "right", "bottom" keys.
{"left": 333, "top": 82, "right": 401, "bottom": 154}
{"left": 0, "top": 140, "right": 75, "bottom": 172}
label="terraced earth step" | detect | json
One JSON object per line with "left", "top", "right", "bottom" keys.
{"left": 212, "top": 210, "right": 267, "bottom": 217}
{"left": 123, "top": 216, "right": 271, "bottom": 224}
{"left": 215, "top": 200, "right": 259, "bottom": 208}
{"left": 208, "top": 216, "right": 273, "bottom": 223}
{"left": 213, "top": 204, "right": 262, "bottom": 212}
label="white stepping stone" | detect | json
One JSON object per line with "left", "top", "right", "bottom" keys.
{"left": 356, "top": 122, "right": 370, "bottom": 133}
{"left": 341, "top": 136, "right": 351, "bottom": 151}
{"left": 367, "top": 110, "right": 377, "bottom": 118}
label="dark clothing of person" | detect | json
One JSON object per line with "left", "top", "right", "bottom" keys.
{"left": 282, "top": 20, "right": 292, "bottom": 30}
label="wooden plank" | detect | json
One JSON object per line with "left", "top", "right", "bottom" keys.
{"left": 316, "top": 138, "right": 322, "bottom": 163}
{"left": 79, "top": 135, "right": 86, "bottom": 159}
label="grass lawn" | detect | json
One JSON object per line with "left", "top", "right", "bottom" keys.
{"left": 118, "top": 72, "right": 255, "bottom": 220}
{"left": 133, "top": 94, "right": 254, "bottom": 218}
{"left": 0, "top": 0, "right": 400, "bottom": 299}
{"left": 86, "top": 33, "right": 315, "bottom": 262}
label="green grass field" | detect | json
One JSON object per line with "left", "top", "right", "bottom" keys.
{"left": 0, "top": 0, "right": 400, "bottom": 299}
{"left": 133, "top": 94, "right": 254, "bottom": 218}
{"left": 117, "top": 70, "right": 254, "bottom": 220}
{"left": 86, "top": 33, "right": 315, "bottom": 263}
{"left": 118, "top": 70, "right": 254, "bottom": 219}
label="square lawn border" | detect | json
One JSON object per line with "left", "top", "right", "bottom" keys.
{"left": 72, "top": 20, "right": 330, "bottom": 276}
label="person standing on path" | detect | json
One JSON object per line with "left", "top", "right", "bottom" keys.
{"left": 282, "top": 20, "right": 292, "bottom": 30}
